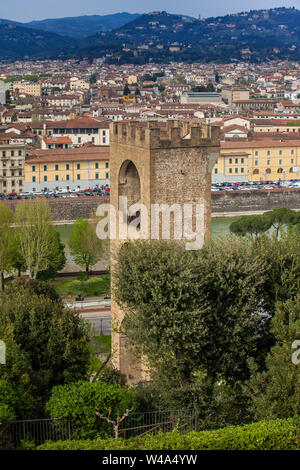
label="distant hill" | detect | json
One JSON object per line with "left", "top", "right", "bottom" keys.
{"left": 25, "top": 13, "right": 141, "bottom": 38}
{"left": 1, "top": 8, "right": 300, "bottom": 63}
{"left": 0, "top": 23, "right": 77, "bottom": 60}
{"left": 77, "top": 8, "right": 300, "bottom": 64}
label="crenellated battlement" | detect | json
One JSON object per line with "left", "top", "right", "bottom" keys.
{"left": 110, "top": 120, "right": 220, "bottom": 149}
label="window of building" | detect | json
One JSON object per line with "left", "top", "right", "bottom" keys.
{"left": 2, "top": 152, "right": 6, "bottom": 158}
{"left": 229, "top": 158, "right": 232, "bottom": 164}
{"left": 241, "top": 168, "right": 244, "bottom": 173}
{"left": 19, "top": 180, "right": 22, "bottom": 186}
{"left": 214, "top": 168, "right": 218, "bottom": 174}
{"left": 255, "top": 160, "right": 258, "bottom": 166}
{"left": 44, "top": 176, "right": 47, "bottom": 182}
{"left": 18, "top": 150, "right": 22, "bottom": 156}
{"left": 279, "top": 150, "right": 282, "bottom": 155}
{"left": 255, "top": 151, "right": 258, "bottom": 156}
{"left": 77, "top": 164, "right": 80, "bottom": 170}
{"left": 78, "top": 137, "right": 81, "bottom": 144}
{"left": 103, "top": 137, "right": 106, "bottom": 144}
{"left": 235, "top": 168, "right": 238, "bottom": 173}
{"left": 77, "top": 174, "right": 80, "bottom": 180}
{"left": 43, "top": 165, "right": 47, "bottom": 171}
{"left": 105, "top": 172, "right": 109, "bottom": 179}
{"left": 95, "top": 163, "right": 99, "bottom": 169}
{"left": 32, "top": 176, "right": 36, "bottom": 182}
{"left": 291, "top": 149, "right": 295, "bottom": 155}
{"left": 95, "top": 173, "right": 99, "bottom": 179}
{"left": 66, "top": 175, "right": 70, "bottom": 181}
{"left": 279, "top": 159, "right": 282, "bottom": 165}
{"left": 66, "top": 164, "right": 70, "bottom": 170}
{"left": 241, "top": 158, "right": 244, "bottom": 164}
{"left": 11, "top": 180, "right": 15, "bottom": 187}
{"left": 229, "top": 168, "right": 232, "bottom": 174}
{"left": 267, "top": 159, "right": 271, "bottom": 165}
{"left": 291, "top": 159, "right": 294, "bottom": 164}
{"left": 32, "top": 165, "right": 36, "bottom": 172}
{"left": 267, "top": 150, "right": 270, "bottom": 156}
{"left": 55, "top": 175, "right": 59, "bottom": 181}
{"left": 55, "top": 164, "right": 59, "bottom": 171}
{"left": 11, "top": 151, "right": 14, "bottom": 157}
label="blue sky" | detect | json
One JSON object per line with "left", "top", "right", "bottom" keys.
{"left": 0, "top": 0, "right": 299, "bottom": 22}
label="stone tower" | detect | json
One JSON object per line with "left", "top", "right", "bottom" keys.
{"left": 109, "top": 120, "right": 220, "bottom": 384}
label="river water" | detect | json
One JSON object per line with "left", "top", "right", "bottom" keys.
{"left": 55, "top": 216, "right": 239, "bottom": 273}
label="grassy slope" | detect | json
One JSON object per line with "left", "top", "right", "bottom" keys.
{"left": 52, "top": 275, "right": 110, "bottom": 297}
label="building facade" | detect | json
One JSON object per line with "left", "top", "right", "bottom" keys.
{"left": 212, "top": 140, "right": 300, "bottom": 183}
{"left": 24, "top": 146, "right": 110, "bottom": 192}
{"left": 0, "top": 142, "right": 26, "bottom": 194}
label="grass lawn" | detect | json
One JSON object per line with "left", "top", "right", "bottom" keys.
{"left": 52, "top": 275, "right": 110, "bottom": 298}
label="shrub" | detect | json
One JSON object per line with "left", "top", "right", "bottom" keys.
{"left": 46, "top": 380, "right": 138, "bottom": 439}
{"left": 37, "top": 416, "right": 300, "bottom": 450}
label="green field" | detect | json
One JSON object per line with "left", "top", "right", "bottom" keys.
{"left": 52, "top": 275, "right": 110, "bottom": 298}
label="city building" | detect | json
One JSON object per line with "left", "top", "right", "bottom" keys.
{"left": 24, "top": 146, "right": 110, "bottom": 192}
{"left": 0, "top": 140, "right": 26, "bottom": 194}
{"left": 212, "top": 139, "right": 300, "bottom": 183}
{"left": 181, "top": 92, "right": 222, "bottom": 104}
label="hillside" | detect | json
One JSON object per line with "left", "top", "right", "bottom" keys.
{"left": 77, "top": 7, "right": 300, "bottom": 63}
{"left": 25, "top": 12, "right": 141, "bottom": 38}
{"left": 0, "top": 23, "right": 77, "bottom": 60}
{"left": 1, "top": 7, "right": 300, "bottom": 63}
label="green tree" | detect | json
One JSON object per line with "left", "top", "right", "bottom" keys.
{"left": 89, "top": 73, "right": 97, "bottom": 84}
{"left": 46, "top": 381, "right": 138, "bottom": 439}
{"left": 0, "top": 380, "right": 34, "bottom": 421}
{"left": 0, "top": 204, "right": 14, "bottom": 290}
{"left": 15, "top": 201, "right": 65, "bottom": 279}
{"left": 123, "top": 83, "right": 130, "bottom": 96}
{"left": 0, "top": 279, "right": 91, "bottom": 407}
{"left": 246, "top": 295, "right": 300, "bottom": 420}
{"left": 229, "top": 214, "right": 272, "bottom": 238}
{"left": 252, "top": 234, "right": 300, "bottom": 313}
{"left": 69, "top": 218, "right": 104, "bottom": 278}
{"left": 263, "top": 208, "right": 299, "bottom": 239}
{"left": 37, "top": 230, "right": 66, "bottom": 280}
{"left": 114, "top": 238, "right": 270, "bottom": 388}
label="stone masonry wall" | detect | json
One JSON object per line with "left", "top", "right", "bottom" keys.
{"left": 3, "top": 189, "right": 300, "bottom": 221}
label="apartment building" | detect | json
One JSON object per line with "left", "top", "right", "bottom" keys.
{"left": 181, "top": 92, "right": 222, "bottom": 104}
{"left": 24, "top": 146, "right": 110, "bottom": 192}
{"left": 212, "top": 139, "right": 300, "bottom": 183}
{"left": 0, "top": 141, "right": 26, "bottom": 194}
{"left": 30, "top": 118, "right": 110, "bottom": 146}
{"left": 13, "top": 81, "right": 42, "bottom": 97}
{"left": 221, "top": 87, "right": 250, "bottom": 105}
{"left": 234, "top": 99, "right": 278, "bottom": 113}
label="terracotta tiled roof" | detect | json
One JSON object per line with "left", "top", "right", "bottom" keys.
{"left": 26, "top": 145, "right": 109, "bottom": 163}
{"left": 43, "top": 137, "right": 72, "bottom": 144}
{"left": 221, "top": 139, "right": 300, "bottom": 149}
